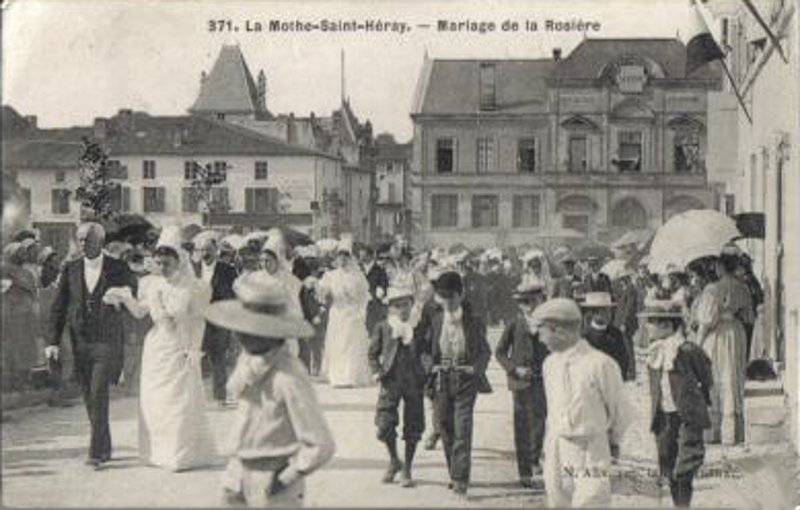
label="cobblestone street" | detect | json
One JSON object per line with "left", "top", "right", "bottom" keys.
{"left": 2, "top": 328, "right": 796, "bottom": 508}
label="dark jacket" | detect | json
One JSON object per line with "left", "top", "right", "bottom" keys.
{"left": 50, "top": 256, "right": 136, "bottom": 382}
{"left": 463, "top": 270, "right": 489, "bottom": 322}
{"left": 585, "top": 324, "right": 631, "bottom": 381}
{"left": 365, "top": 263, "right": 390, "bottom": 298}
{"left": 612, "top": 277, "right": 640, "bottom": 336}
{"left": 584, "top": 272, "right": 613, "bottom": 294}
{"left": 495, "top": 315, "right": 550, "bottom": 391}
{"left": 193, "top": 260, "right": 238, "bottom": 351}
{"left": 415, "top": 301, "right": 492, "bottom": 394}
{"left": 648, "top": 341, "right": 713, "bottom": 433}
{"left": 368, "top": 320, "right": 426, "bottom": 383}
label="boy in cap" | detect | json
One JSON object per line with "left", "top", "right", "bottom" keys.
{"left": 494, "top": 278, "right": 550, "bottom": 487}
{"left": 416, "top": 271, "right": 491, "bottom": 497}
{"left": 641, "top": 300, "right": 712, "bottom": 507}
{"left": 206, "top": 272, "right": 335, "bottom": 507}
{"left": 580, "top": 292, "right": 632, "bottom": 382}
{"left": 535, "top": 298, "right": 633, "bottom": 508}
{"left": 368, "top": 283, "right": 426, "bottom": 487}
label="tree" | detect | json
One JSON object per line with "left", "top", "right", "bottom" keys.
{"left": 74, "top": 137, "right": 120, "bottom": 221}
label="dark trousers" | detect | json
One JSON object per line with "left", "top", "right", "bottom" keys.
{"left": 205, "top": 335, "right": 230, "bottom": 402}
{"left": 73, "top": 345, "right": 112, "bottom": 461}
{"left": 655, "top": 412, "right": 705, "bottom": 507}
{"left": 512, "top": 383, "right": 546, "bottom": 478}
{"left": 376, "top": 372, "right": 425, "bottom": 443}
{"left": 433, "top": 371, "right": 478, "bottom": 484}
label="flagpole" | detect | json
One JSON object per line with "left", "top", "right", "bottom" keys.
{"left": 719, "top": 57, "right": 754, "bottom": 124}
{"left": 739, "top": 0, "right": 789, "bottom": 64}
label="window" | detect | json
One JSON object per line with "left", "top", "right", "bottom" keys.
{"left": 569, "top": 136, "right": 588, "bottom": 173}
{"left": 436, "top": 138, "right": 455, "bottom": 174}
{"left": 184, "top": 161, "right": 199, "bottom": 180}
{"left": 518, "top": 138, "right": 537, "bottom": 173}
{"left": 245, "top": 187, "right": 279, "bottom": 213}
{"left": 20, "top": 188, "right": 31, "bottom": 213}
{"left": 563, "top": 214, "right": 589, "bottom": 235}
{"left": 217, "top": 113, "right": 226, "bottom": 121}
{"left": 513, "top": 195, "right": 540, "bottom": 228}
{"left": 210, "top": 187, "right": 230, "bottom": 212}
{"left": 721, "top": 18, "right": 730, "bottom": 48}
{"left": 386, "top": 162, "right": 394, "bottom": 174}
{"left": 388, "top": 183, "right": 397, "bottom": 203}
{"left": 471, "top": 195, "right": 499, "bottom": 228}
{"left": 143, "top": 160, "right": 156, "bottom": 179}
{"left": 479, "top": 63, "right": 496, "bottom": 110}
{"left": 182, "top": 187, "right": 200, "bottom": 213}
{"left": 107, "top": 160, "right": 128, "bottom": 179}
{"left": 51, "top": 189, "right": 71, "bottom": 214}
{"left": 725, "top": 193, "right": 736, "bottom": 216}
{"left": 55, "top": 170, "right": 66, "bottom": 183}
{"left": 431, "top": 194, "right": 458, "bottom": 228}
{"left": 674, "top": 131, "right": 700, "bottom": 173}
{"left": 617, "top": 131, "right": 642, "bottom": 172}
{"left": 109, "top": 186, "right": 131, "bottom": 212}
{"left": 213, "top": 161, "right": 228, "bottom": 182}
{"left": 476, "top": 137, "right": 494, "bottom": 173}
{"left": 255, "top": 161, "right": 269, "bottom": 180}
{"left": 143, "top": 186, "right": 166, "bottom": 213}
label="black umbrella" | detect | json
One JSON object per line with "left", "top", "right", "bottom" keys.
{"left": 277, "top": 226, "right": 313, "bottom": 249}
{"left": 103, "top": 214, "right": 156, "bottom": 244}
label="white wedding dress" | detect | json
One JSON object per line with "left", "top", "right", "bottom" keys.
{"left": 136, "top": 263, "right": 216, "bottom": 471}
{"left": 319, "top": 265, "right": 374, "bottom": 387}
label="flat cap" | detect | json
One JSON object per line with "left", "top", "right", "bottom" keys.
{"left": 532, "top": 298, "right": 582, "bottom": 324}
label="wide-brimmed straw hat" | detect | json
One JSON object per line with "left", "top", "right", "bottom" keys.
{"left": 384, "top": 284, "right": 415, "bottom": 305}
{"left": 637, "top": 299, "right": 683, "bottom": 319}
{"left": 205, "top": 272, "right": 314, "bottom": 339}
{"left": 513, "top": 278, "right": 546, "bottom": 301}
{"left": 579, "top": 292, "right": 616, "bottom": 308}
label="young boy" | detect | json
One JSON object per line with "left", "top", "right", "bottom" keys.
{"left": 205, "top": 272, "right": 336, "bottom": 507}
{"left": 494, "top": 279, "right": 550, "bottom": 487}
{"left": 367, "top": 283, "right": 426, "bottom": 488}
{"left": 641, "top": 300, "right": 713, "bottom": 507}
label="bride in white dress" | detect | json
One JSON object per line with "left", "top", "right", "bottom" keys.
{"left": 117, "top": 226, "right": 216, "bottom": 471}
{"left": 318, "top": 240, "right": 373, "bottom": 388}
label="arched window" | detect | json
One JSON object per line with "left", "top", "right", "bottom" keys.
{"left": 611, "top": 197, "right": 648, "bottom": 228}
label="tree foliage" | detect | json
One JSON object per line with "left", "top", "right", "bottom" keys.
{"left": 188, "top": 161, "right": 229, "bottom": 215}
{"left": 74, "top": 137, "right": 120, "bottom": 221}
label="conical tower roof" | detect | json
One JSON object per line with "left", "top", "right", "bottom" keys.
{"left": 189, "top": 44, "right": 260, "bottom": 115}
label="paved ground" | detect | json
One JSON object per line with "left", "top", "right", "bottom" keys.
{"left": 2, "top": 328, "right": 798, "bottom": 508}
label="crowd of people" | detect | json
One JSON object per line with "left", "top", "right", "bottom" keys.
{"left": 0, "top": 222, "right": 768, "bottom": 507}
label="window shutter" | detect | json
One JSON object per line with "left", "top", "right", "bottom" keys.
{"left": 158, "top": 187, "right": 166, "bottom": 212}
{"left": 51, "top": 190, "right": 58, "bottom": 214}
{"left": 122, "top": 187, "right": 131, "bottom": 212}
{"left": 245, "top": 188, "right": 254, "bottom": 213}
{"left": 453, "top": 138, "right": 459, "bottom": 173}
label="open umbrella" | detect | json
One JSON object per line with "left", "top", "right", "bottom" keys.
{"left": 601, "top": 258, "right": 635, "bottom": 280}
{"left": 103, "top": 214, "right": 155, "bottom": 244}
{"left": 182, "top": 224, "right": 204, "bottom": 242}
{"left": 573, "top": 242, "right": 614, "bottom": 261}
{"left": 648, "top": 209, "right": 740, "bottom": 274}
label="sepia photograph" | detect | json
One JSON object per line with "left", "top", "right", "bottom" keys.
{"left": 1, "top": 0, "right": 799, "bottom": 507}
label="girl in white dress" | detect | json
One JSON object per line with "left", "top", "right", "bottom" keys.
{"left": 117, "top": 226, "right": 216, "bottom": 471}
{"left": 318, "top": 241, "right": 373, "bottom": 388}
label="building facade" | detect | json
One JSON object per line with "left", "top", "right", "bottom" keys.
{"left": 373, "top": 136, "right": 411, "bottom": 242}
{"left": 410, "top": 39, "right": 724, "bottom": 248}
{"left": 712, "top": 0, "right": 799, "bottom": 452}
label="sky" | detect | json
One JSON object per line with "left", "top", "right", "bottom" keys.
{"left": 3, "top": 0, "right": 703, "bottom": 141}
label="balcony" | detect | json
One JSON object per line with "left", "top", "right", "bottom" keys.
{"left": 411, "top": 169, "right": 708, "bottom": 188}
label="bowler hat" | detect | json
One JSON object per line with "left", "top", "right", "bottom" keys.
{"left": 433, "top": 271, "right": 463, "bottom": 297}
{"left": 205, "top": 272, "right": 314, "bottom": 339}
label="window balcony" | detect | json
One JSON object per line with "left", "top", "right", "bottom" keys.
{"left": 414, "top": 168, "right": 708, "bottom": 188}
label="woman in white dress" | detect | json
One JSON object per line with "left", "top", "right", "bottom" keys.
{"left": 318, "top": 241, "right": 373, "bottom": 388}
{"left": 116, "top": 226, "right": 216, "bottom": 471}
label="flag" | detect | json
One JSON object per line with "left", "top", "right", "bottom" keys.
{"left": 683, "top": 0, "right": 725, "bottom": 76}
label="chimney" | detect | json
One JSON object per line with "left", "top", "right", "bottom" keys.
{"left": 118, "top": 108, "right": 134, "bottom": 131}
{"left": 24, "top": 115, "right": 37, "bottom": 130}
{"left": 257, "top": 70, "right": 267, "bottom": 112}
{"left": 287, "top": 113, "right": 297, "bottom": 144}
{"left": 93, "top": 118, "right": 108, "bottom": 140}
{"left": 552, "top": 48, "right": 562, "bottom": 61}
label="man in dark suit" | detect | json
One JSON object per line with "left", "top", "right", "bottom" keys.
{"left": 416, "top": 271, "right": 491, "bottom": 498}
{"left": 583, "top": 256, "right": 613, "bottom": 294}
{"left": 192, "top": 231, "right": 238, "bottom": 406}
{"left": 363, "top": 246, "right": 390, "bottom": 335}
{"left": 462, "top": 258, "right": 489, "bottom": 325}
{"left": 495, "top": 279, "right": 550, "bottom": 487}
{"left": 641, "top": 300, "right": 713, "bottom": 507}
{"left": 47, "top": 223, "right": 136, "bottom": 468}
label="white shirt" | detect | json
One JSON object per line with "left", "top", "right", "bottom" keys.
{"left": 84, "top": 254, "right": 104, "bottom": 294}
{"left": 439, "top": 306, "right": 466, "bottom": 361}
{"left": 543, "top": 339, "right": 633, "bottom": 444}
{"left": 201, "top": 261, "right": 216, "bottom": 284}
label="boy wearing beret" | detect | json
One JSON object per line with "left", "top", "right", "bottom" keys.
{"left": 368, "top": 284, "right": 426, "bottom": 487}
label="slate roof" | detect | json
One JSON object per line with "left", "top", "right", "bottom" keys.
{"left": 414, "top": 59, "right": 554, "bottom": 115}
{"left": 189, "top": 44, "right": 261, "bottom": 115}
{"left": 374, "top": 142, "right": 411, "bottom": 162}
{"left": 3, "top": 139, "right": 84, "bottom": 169}
{"left": 553, "top": 38, "right": 722, "bottom": 80}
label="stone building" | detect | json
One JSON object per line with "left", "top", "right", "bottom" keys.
{"left": 409, "top": 38, "right": 724, "bottom": 248}
{"left": 372, "top": 134, "right": 411, "bottom": 242}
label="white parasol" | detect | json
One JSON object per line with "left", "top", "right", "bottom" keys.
{"left": 601, "top": 258, "right": 635, "bottom": 280}
{"left": 648, "top": 209, "right": 740, "bottom": 274}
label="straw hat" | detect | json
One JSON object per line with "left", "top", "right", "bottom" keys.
{"left": 513, "top": 278, "right": 547, "bottom": 300}
{"left": 337, "top": 238, "right": 353, "bottom": 254}
{"left": 579, "top": 292, "right": 616, "bottom": 308}
{"left": 384, "top": 284, "right": 415, "bottom": 305}
{"left": 637, "top": 300, "right": 684, "bottom": 319}
{"left": 205, "top": 272, "right": 314, "bottom": 339}
{"left": 532, "top": 298, "right": 582, "bottom": 324}
{"left": 521, "top": 249, "right": 545, "bottom": 264}
{"left": 193, "top": 230, "right": 220, "bottom": 248}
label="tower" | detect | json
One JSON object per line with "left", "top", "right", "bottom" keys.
{"left": 257, "top": 70, "right": 267, "bottom": 113}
